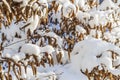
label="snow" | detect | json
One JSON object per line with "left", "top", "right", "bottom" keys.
{"left": 24, "top": 15, "right": 39, "bottom": 34}
{"left": 76, "top": 25, "right": 86, "bottom": 34}
{"left": 13, "top": 0, "right": 23, "bottom": 2}
{"left": 45, "top": 32, "right": 63, "bottom": 48}
{"left": 77, "top": 0, "right": 85, "bottom": 8}
{"left": 39, "top": 0, "right": 47, "bottom": 4}
{"left": 21, "top": 0, "right": 30, "bottom": 7}
{"left": 62, "top": 1, "right": 76, "bottom": 18}
{"left": 40, "top": 45, "right": 55, "bottom": 54}
{"left": 1, "top": 0, "right": 120, "bottom": 80}
{"left": 12, "top": 54, "right": 21, "bottom": 62}
{"left": 37, "top": 31, "right": 63, "bottom": 48}
{"left": 59, "top": 66, "right": 88, "bottom": 80}
{"left": 76, "top": 11, "right": 89, "bottom": 25}
{"left": 20, "top": 43, "right": 40, "bottom": 56}
{"left": 32, "top": 3, "right": 39, "bottom": 11}
{"left": 12, "top": 52, "right": 25, "bottom": 62}
{"left": 89, "top": 14, "right": 99, "bottom": 27}
{"left": 98, "top": 0, "right": 118, "bottom": 10}
{"left": 71, "top": 38, "right": 120, "bottom": 75}
{"left": 3, "top": 53, "right": 11, "bottom": 58}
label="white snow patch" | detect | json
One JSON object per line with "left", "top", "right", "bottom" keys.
{"left": 20, "top": 43, "right": 40, "bottom": 56}
{"left": 70, "top": 38, "right": 120, "bottom": 74}
{"left": 98, "top": 0, "right": 118, "bottom": 10}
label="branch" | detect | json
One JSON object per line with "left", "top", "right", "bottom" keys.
{"left": 3, "top": 39, "right": 28, "bottom": 48}
{"left": 2, "top": 0, "right": 12, "bottom": 13}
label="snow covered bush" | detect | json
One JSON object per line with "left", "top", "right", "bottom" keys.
{"left": 1, "top": 0, "right": 120, "bottom": 80}
{"left": 71, "top": 38, "right": 120, "bottom": 79}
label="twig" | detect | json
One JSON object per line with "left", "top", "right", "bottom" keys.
{"left": 4, "top": 39, "right": 28, "bottom": 48}
{"left": 2, "top": 0, "right": 12, "bottom": 13}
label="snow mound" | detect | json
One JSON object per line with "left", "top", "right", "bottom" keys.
{"left": 70, "top": 38, "right": 120, "bottom": 75}
{"left": 40, "top": 45, "right": 55, "bottom": 54}
{"left": 20, "top": 43, "right": 40, "bottom": 56}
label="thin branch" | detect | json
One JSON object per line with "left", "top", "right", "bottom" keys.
{"left": 2, "top": 0, "right": 12, "bottom": 13}
{"left": 4, "top": 39, "right": 28, "bottom": 48}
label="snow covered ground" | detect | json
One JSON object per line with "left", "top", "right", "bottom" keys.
{"left": 1, "top": 0, "right": 120, "bottom": 80}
